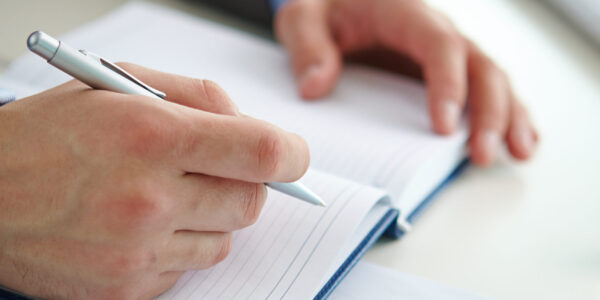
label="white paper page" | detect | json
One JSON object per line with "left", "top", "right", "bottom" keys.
{"left": 0, "top": 2, "right": 466, "bottom": 216}
{"left": 0, "top": 77, "right": 39, "bottom": 99}
{"left": 154, "top": 169, "right": 387, "bottom": 300}
{"left": 330, "top": 261, "right": 489, "bottom": 300}
{"left": 324, "top": 200, "right": 392, "bottom": 289}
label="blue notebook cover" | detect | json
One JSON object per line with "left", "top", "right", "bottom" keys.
{"left": 314, "top": 209, "right": 399, "bottom": 300}
{"left": 314, "top": 158, "right": 470, "bottom": 299}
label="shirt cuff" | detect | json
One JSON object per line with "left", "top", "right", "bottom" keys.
{"left": 269, "top": 0, "right": 288, "bottom": 13}
{"left": 0, "top": 89, "right": 16, "bottom": 106}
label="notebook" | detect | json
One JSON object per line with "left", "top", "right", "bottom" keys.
{"left": 331, "top": 261, "right": 487, "bottom": 300}
{"left": 0, "top": 2, "right": 469, "bottom": 299}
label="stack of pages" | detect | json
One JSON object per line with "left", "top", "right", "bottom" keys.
{"left": 0, "top": 2, "right": 468, "bottom": 299}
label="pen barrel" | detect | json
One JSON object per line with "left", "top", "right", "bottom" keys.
{"left": 49, "top": 42, "right": 159, "bottom": 99}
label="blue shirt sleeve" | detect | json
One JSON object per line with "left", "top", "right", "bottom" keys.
{"left": 269, "top": 0, "right": 288, "bottom": 13}
{"left": 0, "top": 89, "right": 16, "bottom": 106}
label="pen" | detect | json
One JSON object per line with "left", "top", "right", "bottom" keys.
{"left": 26, "top": 31, "right": 326, "bottom": 207}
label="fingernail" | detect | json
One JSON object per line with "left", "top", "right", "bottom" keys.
{"left": 514, "top": 127, "right": 536, "bottom": 154}
{"left": 439, "top": 101, "right": 460, "bottom": 133}
{"left": 478, "top": 129, "right": 501, "bottom": 165}
{"left": 299, "top": 65, "right": 322, "bottom": 96}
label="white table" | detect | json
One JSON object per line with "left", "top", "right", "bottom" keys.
{"left": 1, "top": 1, "right": 599, "bottom": 299}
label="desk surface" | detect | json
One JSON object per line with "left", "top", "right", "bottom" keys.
{"left": 1, "top": 1, "right": 599, "bottom": 299}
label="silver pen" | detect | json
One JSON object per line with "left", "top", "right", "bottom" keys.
{"left": 27, "top": 31, "right": 326, "bottom": 207}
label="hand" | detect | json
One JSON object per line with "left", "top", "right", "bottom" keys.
{"left": 0, "top": 64, "right": 309, "bottom": 300}
{"left": 275, "top": 0, "right": 538, "bottom": 166}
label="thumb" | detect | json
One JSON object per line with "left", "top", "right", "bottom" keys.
{"left": 275, "top": 0, "right": 342, "bottom": 99}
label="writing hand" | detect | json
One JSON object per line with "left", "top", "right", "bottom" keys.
{"left": 0, "top": 63, "right": 309, "bottom": 299}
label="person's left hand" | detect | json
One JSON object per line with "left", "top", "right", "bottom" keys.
{"left": 274, "top": 0, "right": 538, "bottom": 166}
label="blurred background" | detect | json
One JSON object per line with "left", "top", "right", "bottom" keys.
{"left": 0, "top": 0, "right": 271, "bottom": 68}
{"left": 0, "top": 0, "right": 599, "bottom": 67}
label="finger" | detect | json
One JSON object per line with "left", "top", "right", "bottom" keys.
{"left": 466, "top": 49, "right": 510, "bottom": 167}
{"left": 143, "top": 271, "right": 184, "bottom": 299}
{"left": 108, "top": 93, "right": 309, "bottom": 182}
{"left": 275, "top": 0, "right": 342, "bottom": 99}
{"left": 421, "top": 33, "right": 468, "bottom": 135}
{"left": 163, "top": 231, "right": 232, "bottom": 271}
{"left": 173, "top": 113, "right": 310, "bottom": 183}
{"left": 116, "top": 62, "right": 239, "bottom": 116}
{"left": 381, "top": 10, "right": 467, "bottom": 134}
{"left": 170, "top": 174, "right": 267, "bottom": 232}
{"left": 506, "top": 97, "right": 538, "bottom": 160}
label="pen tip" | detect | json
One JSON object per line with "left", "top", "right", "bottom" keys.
{"left": 316, "top": 198, "right": 327, "bottom": 207}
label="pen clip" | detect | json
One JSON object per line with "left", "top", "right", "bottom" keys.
{"left": 79, "top": 50, "right": 167, "bottom": 99}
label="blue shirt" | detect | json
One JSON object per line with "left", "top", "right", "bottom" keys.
{"left": 269, "top": 0, "right": 288, "bottom": 12}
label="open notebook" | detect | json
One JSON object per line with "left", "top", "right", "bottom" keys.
{"left": 0, "top": 2, "right": 468, "bottom": 299}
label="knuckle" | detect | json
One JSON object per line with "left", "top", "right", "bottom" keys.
{"left": 478, "top": 55, "right": 495, "bottom": 72}
{"left": 117, "top": 104, "right": 178, "bottom": 157}
{"left": 98, "top": 280, "right": 155, "bottom": 300}
{"left": 254, "top": 127, "right": 284, "bottom": 180}
{"left": 237, "top": 183, "right": 267, "bottom": 227}
{"left": 496, "top": 67, "right": 509, "bottom": 83}
{"left": 427, "top": 20, "right": 462, "bottom": 48}
{"left": 487, "top": 62, "right": 507, "bottom": 83}
{"left": 190, "top": 78, "right": 210, "bottom": 99}
{"left": 101, "top": 247, "right": 156, "bottom": 278}
{"left": 211, "top": 234, "right": 232, "bottom": 266}
{"left": 99, "top": 287, "right": 136, "bottom": 300}
{"left": 196, "top": 79, "right": 238, "bottom": 115}
{"left": 174, "top": 119, "right": 204, "bottom": 159}
{"left": 435, "top": 31, "right": 464, "bottom": 52}
{"left": 199, "top": 79, "right": 222, "bottom": 94}
{"left": 107, "top": 184, "right": 171, "bottom": 230}
{"left": 120, "top": 108, "right": 165, "bottom": 154}
{"left": 474, "top": 53, "right": 505, "bottom": 80}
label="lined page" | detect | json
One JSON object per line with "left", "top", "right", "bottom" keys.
{"left": 154, "top": 170, "right": 387, "bottom": 300}
{"left": 1, "top": 2, "right": 467, "bottom": 214}
{"left": 0, "top": 77, "right": 40, "bottom": 100}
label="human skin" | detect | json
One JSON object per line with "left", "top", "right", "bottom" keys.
{"left": 275, "top": 0, "right": 539, "bottom": 166}
{"left": 0, "top": 63, "right": 309, "bottom": 299}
